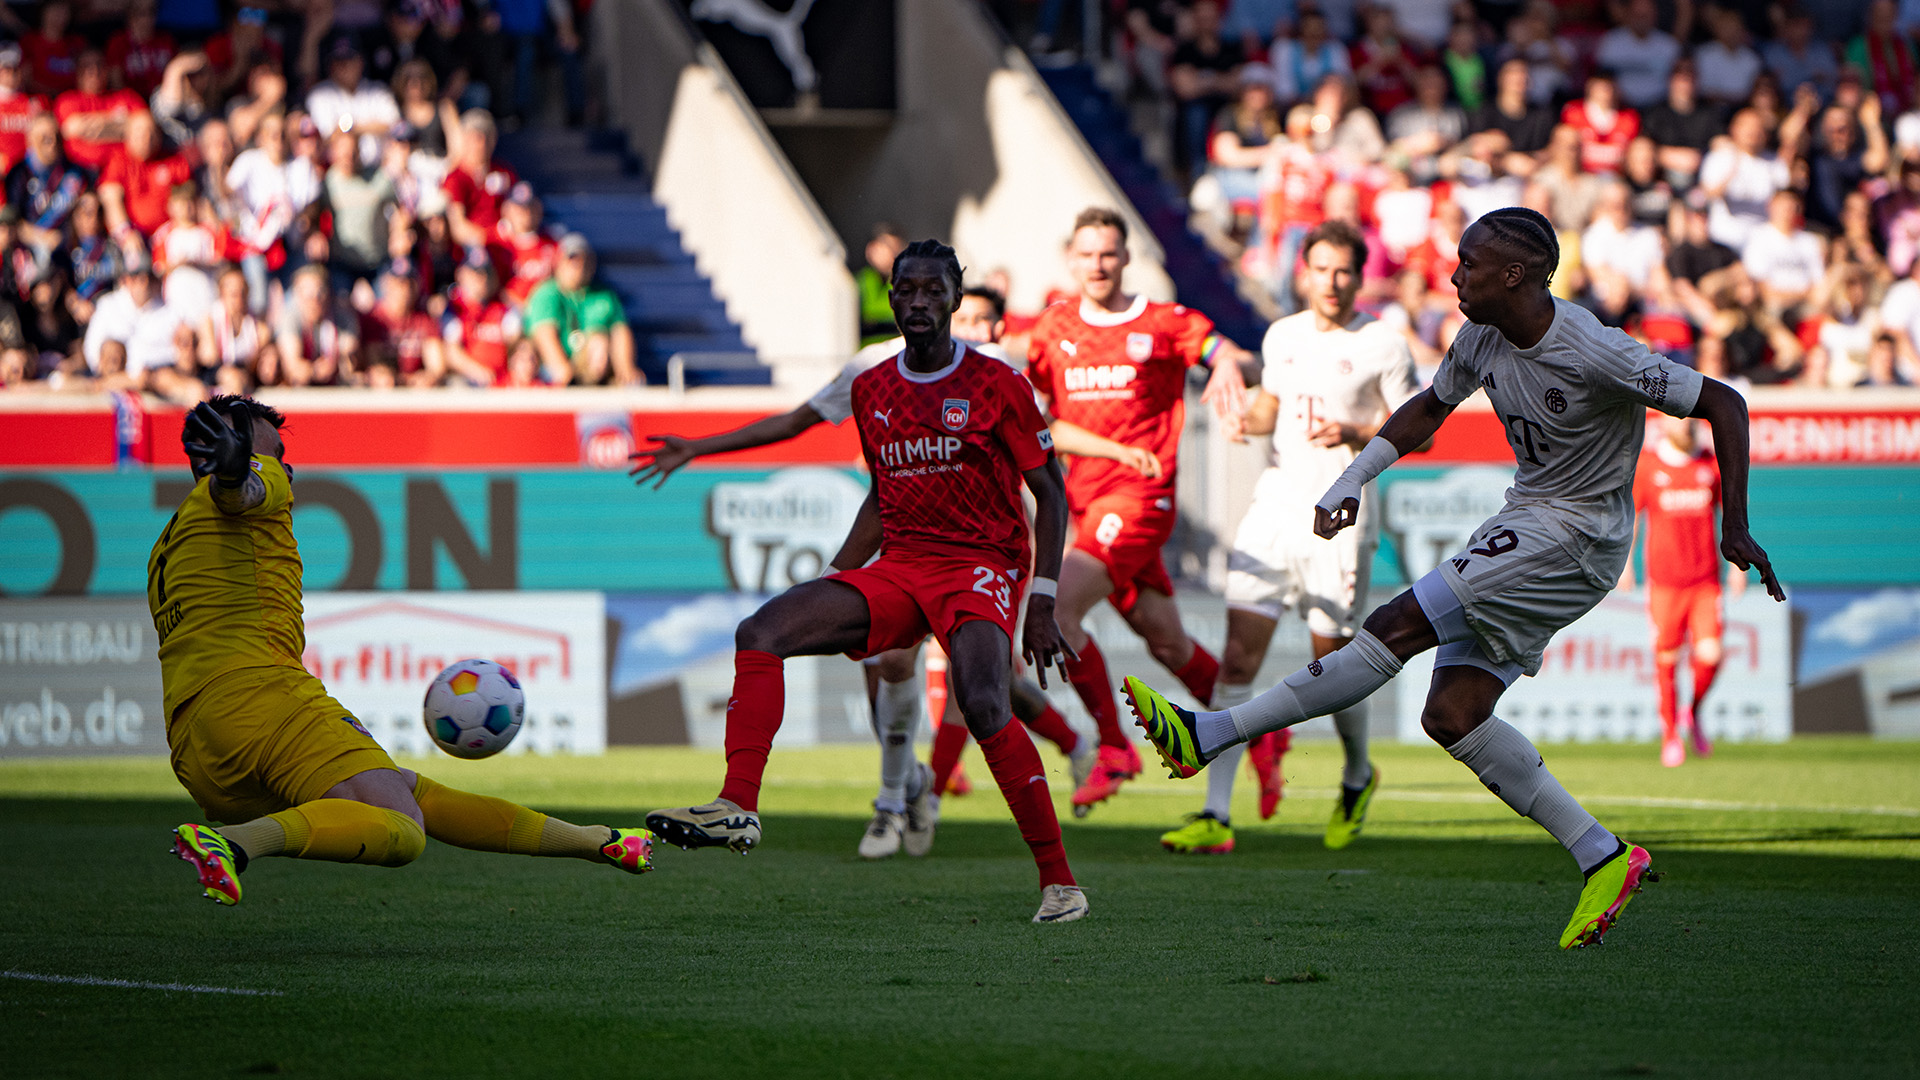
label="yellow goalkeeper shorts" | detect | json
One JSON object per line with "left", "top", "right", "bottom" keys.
{"left": 167, "top": 665, "right": 399, "bottom": 825}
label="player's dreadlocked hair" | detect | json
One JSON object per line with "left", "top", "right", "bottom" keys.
{"left": 207, "top": 395, "right": 286, "bottom": 431}
{"left": 891, "top": 238, "right": 965, "bottom": 296}
{"left": 1475, "top": 207, "right": 1560, "bottom": 287}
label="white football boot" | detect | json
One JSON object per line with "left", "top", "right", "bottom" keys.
{"left": 857, "top": 804, "right": 907, "bottom": 859}
{"left": 902, "top": 763, "right": 938, "bottom": 857}
{"left": 1033, "top": 884, "right": 1089, "bottom": 923}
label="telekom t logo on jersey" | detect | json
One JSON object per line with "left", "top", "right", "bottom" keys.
{"left": 877, "top": 436, "right": 964, "bottom": 468}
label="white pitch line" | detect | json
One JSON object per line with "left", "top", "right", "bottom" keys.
{"left": 1, "top": 970, "right": 284, "bottom": 997}
{"left": 762, "top": 775, "right": 1920, "bottom": 819}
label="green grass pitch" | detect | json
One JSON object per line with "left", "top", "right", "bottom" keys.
{"left": 3, "top": 737, "right": 1917, "bottom": 1079}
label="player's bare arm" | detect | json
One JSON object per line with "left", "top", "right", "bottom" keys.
{"left": 629, "top": 405, "right": 827, "bottom": 489}
{"left": 1022, "top": 458, "right": 1077, "bottom": 686}
{"left": 181, "top": 401, "right": 268, "bottom": 513}
{"left": 1315, "top": 387, "right": 1456, "bottom": 538}
{"left": 1199, "top": 337, "right": 1255, "bottom": 426}
{"left": 1048, "top": 418, "right": 1163, "bottom": 479}
{"left": 831, "top": 479, "right": 883, "bottom": 572}
{"left": 1688, "top": 377, "right": 1783, "bottom": 601}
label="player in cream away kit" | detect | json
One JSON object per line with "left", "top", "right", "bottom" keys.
{"left": 1161, "top": 222, "right": 1418, "bottom": 855}
{"left": 1128, "top": 207, "right": 1783, "bottom": 948}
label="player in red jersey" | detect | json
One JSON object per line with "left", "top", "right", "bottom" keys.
{"left": 646, "top": 241, "right": 1089, "bottom": 922}
{"left": 1624, "top": 415, "right": 1744, "bottom": 766}
{"left": 1026, "top": 206, "right": 1252, "bottom": 815}
{"left": 0, "top": 46, "right": 46, "bottom": 178}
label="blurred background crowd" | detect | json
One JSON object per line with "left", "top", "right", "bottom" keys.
{"left": 0, "top": 0, "right": 641, "bottom": 399}
{"left": 1000, "top": 0, "right": 1920, "bottom": 390}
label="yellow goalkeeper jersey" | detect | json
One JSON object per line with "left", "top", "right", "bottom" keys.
{"left": 148, "top": 456, "right": 308, "bottom": 721}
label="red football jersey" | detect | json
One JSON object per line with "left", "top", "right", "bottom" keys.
{"left": 0, "top": 89, "right": 44, "bottom": 175}
{"left": 851, "top": 343, "right": 1056, "bottom": 569}
{"left": 1026, "top": 294, "right": 1217, "bottom": 507}
{"left": 1633, "top": 446, "right": 1721, "bottom": 588}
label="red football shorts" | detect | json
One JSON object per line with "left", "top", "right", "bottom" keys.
{"left": 1071, "top": 493, "right": 1175, "bottom": 613}
{"left": 829, "top": 553, "right": 1023, "bottom": 659}
{"left": 1648, "top": 581, "right": 1722, "bottom": 652}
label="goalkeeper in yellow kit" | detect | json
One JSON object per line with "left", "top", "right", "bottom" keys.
{"left": 154, "top": 396, "right": 655, "bottom": 905}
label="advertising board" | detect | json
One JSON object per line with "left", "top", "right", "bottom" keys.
{"left": 0, "top": 598, "right": 163, "bottom": 756}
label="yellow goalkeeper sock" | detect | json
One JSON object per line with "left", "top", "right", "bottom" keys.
{"left": 265, "top": 799, "right": 424, "bottom": 867}
{"left": 412, "top": 773, "right": 611, "bottom": 859}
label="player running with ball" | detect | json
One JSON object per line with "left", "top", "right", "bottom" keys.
{"left": 1160, "top": 222, "right": 1419, "bottom": 856}
{"left": 646, "top": 240, "right": 1089, "bottom": 923}
{"left": 155, "top": 397, "right": 656, "bottom": 906}
{"left": 1127, "top": 207, "right": 1783, "bottom": 948}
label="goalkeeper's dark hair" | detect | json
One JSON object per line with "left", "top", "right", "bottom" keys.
{"left": 207, "top": 394, "right": 286, "bottom": 431}
{"left": 1476, "top": 207, "right": 1560, "bottom": 286}
{"left": 890, "top": 239, "right": 965, "bottom": 296}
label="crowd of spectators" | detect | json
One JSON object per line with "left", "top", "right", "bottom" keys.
{"left": 1118, "top": 0, "right": 1920, "bottom": 389}
{"left": 0, "top": 0, "right": 639, "bottom": 400}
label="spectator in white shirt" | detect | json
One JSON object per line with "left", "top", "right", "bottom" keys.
{"left": 1806, "top": 266, "right": 1885, "bottom": 387}
{"left": 1877, "top": 255, "right": 1920, "bottom": 379}
{"left": 1582, "top": 180, "right": 1664, "bottom": 288}
{"left": 304, "top": 36, "right": 398, "bottom": 166}
{"left": 1693, "top": 7, "right": 1762, "bottom": 105}
{"left": 83, "top": 252, "right": 196, "bottom": 400}
{"left": 1699, "top": 107, "right": 1795, "bottom": 249}
{"left": 1741, "top": 190, "right": 1828, "bottom": 311}
{"left": 1594, "top": 0, "right": 1682, "bottom": 107}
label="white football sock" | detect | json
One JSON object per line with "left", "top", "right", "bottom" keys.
{"left": 873, "top": 676, "right": 920, "bottom": 812}
{"left": 1195, "top": 631, "right": 1402, "bottom": 756}
{"left": 1445, "top": 717, "right": 1615, "bottom": 873}
{"left": 1200, "top": 683, "right": 1254, "bottom": 821}
{"left": 1333, "top": 704, "right": 1371, "bottom": 789}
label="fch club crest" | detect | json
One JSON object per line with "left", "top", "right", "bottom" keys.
{"left": 942, "top": 398, "right": 970, "bottom": 431}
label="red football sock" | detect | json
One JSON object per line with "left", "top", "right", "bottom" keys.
{"left": 1063, "top": 636, "right": 1126, "bottom": 749}
{"left": 1655, "top": 657, "right": 1679, "bottom": 739}
{"left": 1690, "top": 657, "right": 1720, "bottom": 714}
{"left": 930, "top": 718, "right": 971, "bottom": 796}
{"left": 1022, "top": 703, "right": 1079, "bottom": 755}
{"left": 717, "top": 650, "right": 784, "bottom": 812}
{"left": 978, "top": 722, "right": 1075, "bottom": 888}
{"left": 1170, "top": 640, "right": 1220, "bottom": 708}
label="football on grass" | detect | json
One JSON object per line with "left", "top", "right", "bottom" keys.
{"left": 423, "top": 659, "right": 525, "bottom": 759}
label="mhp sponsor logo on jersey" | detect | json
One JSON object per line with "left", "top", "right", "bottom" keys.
{"left": 942, "top": 398, "right": 970, "bottom": 431}
{"left": 1061, "top": 365, "right": 1138, "bottom": 394}
{"left": 707, "top": 467, "right": 867, "bottom": 593}
{"left": 300, "top": 592, "right": 606, "bottom": 755}
{"left": 875, "top": 436, "right": 965, "bottom": 469}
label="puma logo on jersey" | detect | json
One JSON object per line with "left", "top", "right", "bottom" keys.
{"left": 877, "top": 435, "right": 964, "bottom": 468}
{"left": 872, "top": 408, "right": 893, "bottom": 427}
{"left": 1060, "top": 340, "right": 1078, "bottom": 356}
{"left": 1062, "top": 364, "right": 1138, "bottom": 392}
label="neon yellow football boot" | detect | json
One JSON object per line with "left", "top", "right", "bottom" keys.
{"left": 1124, "top": 677, "right": 1206, "bottom": 779}
{"left": 172, "top": 823, "right": 243, "bottom": 906}
{"left": 1160, "top": 813, "right": 1235, "bottom": 854}
{"left": 601, "top": 827, "right": 658, "bottom": 873}
{"left": 1560, "top": 843, "right": 1653, "bottom": 949}
{"left": 1324, "top": 763, "right": 1379, "bottom": 850}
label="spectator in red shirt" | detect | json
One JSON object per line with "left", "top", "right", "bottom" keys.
{"left": 490, "top": 181, "right": 557, "bottom": 308}
{"left": 441, "top": 244, "right": 521, "bottom": 385}
{"left": 56, "top": 50, "right": 147, "bottom": 171}
{"left": 107, "top": 0, "right": 177, "bottom": 99}
{"left": 21, "top": 0, "right": 83, "bottom": 96}
{"left": 0, "top": 45, "right": 46, "bottom": 177}
{"left": 100, "top": 110, "right": 193, "bottom": 239}
{"left": 1560, "top": 71, "right": 1640, "bottom": 176}
{"left": 441, "top": 109, "right": 517, "bottom": 247}
{"left": 358, "top": 261, "right": 443, "bottom": 386}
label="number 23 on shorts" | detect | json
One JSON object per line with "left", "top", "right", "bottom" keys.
{"left": 973, "top": 565, "right": 1014, "bottom": 617}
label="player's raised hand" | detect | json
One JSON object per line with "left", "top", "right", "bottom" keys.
{"left": 628, "top": 435, "right": 697, "bottom": 490}
{"left": 1314, "top": 498, "right": 1358, "bottom": 539}
{"left": 1721, "top": 525, "right": 1784, "bottom": 602}
{"left": 181, "top": 402, "right": 252, "bottom": 484}
{"left": 1022, "top": 596, "right": 1078, "bottom": 689}
{"left": 1119, "top": 445, "right": 1163, "bottom": 479}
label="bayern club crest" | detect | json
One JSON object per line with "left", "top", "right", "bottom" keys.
{"left": 942, "top": 398, "right": 970, "bottom": 430}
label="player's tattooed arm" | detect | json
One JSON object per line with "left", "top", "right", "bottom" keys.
{"left": 629, "top": 405, "right": 828, "bottom": 489}
{"left": 1690, "top": 377, "right": 1783, "bottom": 601}
{"left": 1047, "top": 420, "right": 1163, "bottom": 479}
{"left": 1021, "top": 459, "right": 1078, "bottom": 687}
{"left": 829, "top": 478, "right": 883, "bottom": 573}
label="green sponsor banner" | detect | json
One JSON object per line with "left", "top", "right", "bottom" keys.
{"left": 2, "top": 465, "right": 1915, "bottom": 596}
